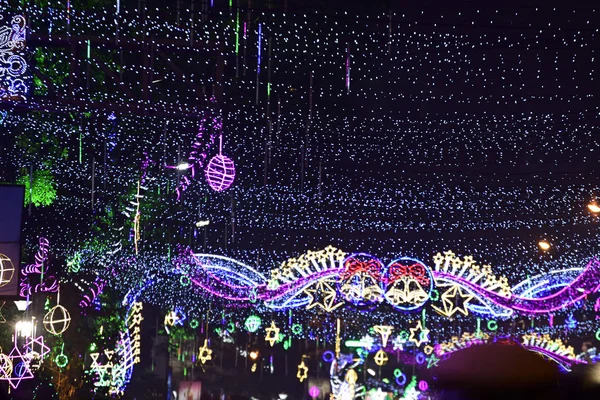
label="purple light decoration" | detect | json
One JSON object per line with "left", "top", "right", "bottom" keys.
{"left": 20, "top": 237, "right": 58, "bottom": 297}
{"left": 433, "top": 258, "right": 600, "bottom": 314}
{"left": 345, "top": 44, "right": 351, "bottom": 92}
{"left": 309, "top": 386, "right": 320, "bottom": 398}
{"left": 418, "top": 380, "right": 428, "bottom": 391}
{"left": 205, "top": 125, "right": 235, "bottom": 192}
{"left": 205, "top": 154, "right": 236, "bottom": 192}
{"left": 257, "top": 23, "right": 262, "bottom": 75}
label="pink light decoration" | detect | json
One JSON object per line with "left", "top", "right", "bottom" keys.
{"left": 418, "top": 380, "right": 428, "bottom": 391}
{"left": 205, "top": 154, "right": 235, "bottom": 192}
{"left": 309, "top": 386, "right": 320, "bottom": 398}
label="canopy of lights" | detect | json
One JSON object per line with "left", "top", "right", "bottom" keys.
{"left": 0, "top": 1, "right": 599, "bottom": 398}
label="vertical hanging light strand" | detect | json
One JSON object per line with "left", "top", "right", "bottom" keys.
{"left": 256, "top": 23, "right": 262, "bottom": 105}
{"left": 346, "top": 43, "right": 351, "bottom": 93}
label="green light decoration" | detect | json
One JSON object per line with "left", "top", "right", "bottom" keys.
{"left": 283, "top": 337, "right": 292, "bottom": 350}
{"left": 244, "top": 315, "right": 262, "bottom": 333}
{"left": 66, "top": 252, "right": 82, "bottom": 273}
{"left": 393, "top": 368, "right": 402, "bottom": 378}
{"left": 430, "top": 289, "right": 440, "bottom": 301}
{"left": 190, "top": 319, "right": 199, "bottom": 329}
{"left": 345, "top": 339, "right": 372, "bottom": 348}
{"left": 291, "top": 324, "right": 302, "bottom": 335}
{"left": 89, "top": 342, "right": 97, "bottom": 352}
{"left": 276, "top": 333, "right": 285, "bottom": 343}
{"left": 399, "top": 330, "right": 409, "bottom": 341}
{"left": 179, "top": 275, "right": 191, "bottom": 286}
{"left": 487, "top": 320, "right": 498, "bottom": 331}
{"left": 55, "top": 344, "right": 68, "bottom": 368}
{"left": 427, "top": 353, "right": 440, "bottom": 369}
{"left": 17, "top": 169, "right": 57, "bottom": 207}
{"left": 402, "top": 376, "right": 418, "bottom": 399}
{"left": 596, "top": 329, "right": 600, "bottom": 341}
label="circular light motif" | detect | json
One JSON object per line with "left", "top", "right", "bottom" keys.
{"left": 338, "top": 253, "right": 385, "bottom": 307}
{"left": 322, "top": 350, "right": 335, "bottom": 363}
{"left": 396, "top": 374, "right": 407, "bottom": 386}
{"left": 418, "top": 380, "right": 429, "bottom": 391}
{"left": 0, "top": 354, "right": 12, "bottom": 378}
{"left": 0, "top": 254, "right": 15, "bottom": 288}
{"left": 309, "top": 386, "right": 320, "bottom": 398}
{"left": 244, "top": 315, "right": 262, "bottom": 333}
{"left": 55, "top": 354, "right": 68, "bottom": 368}
{"left": 43, "top": 305, "right": 71, "bottom": 335}
{"left": 384, "top": 257, "right": 433, "bottom": 311}
{"left": 205, "top": 154, "right": 235, "bottom": 192}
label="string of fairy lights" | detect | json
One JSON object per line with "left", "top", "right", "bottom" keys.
{"left": 0, "top": 1, "right": 600, "bottom": 396}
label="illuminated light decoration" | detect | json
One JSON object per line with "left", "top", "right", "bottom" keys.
{"left": 244, "top": 315, "right": 262, "bottom": 333}
{"left": 384, "top": 258, "right": 433, "bottom": 311}
{"left": 165, "top": 116, "right": 218, "bottom": 200}
{"left": 487, "top": 320, "right": 498, "bottom": 331}
{"left": 0, "top": 253, "right": 15, "bottom": 287}
{"left": 0, "top": 15, "right": 29, "bottom": 101}
{"left": 297, "top": 359, "right": 309, "bottom": 382}
{"left": 338, "top": 253, "right": 385, "bottom": 307}
{"left": 372, "top": 325, "right": 394, "bottom": 347}
{"left": 189, "top": 319, "right": 199, "bottom": 329}
{"left": 431, "top": 284, "right": 474, "bottom": 318}
{"left": 0, "top": 354, "right": 12, "bottom": 379}
{"left": 265, "top": 321, "right": 280, "bottom": 347}
{"left": 0, "top": 333, "right": 33, "bottom": 389}
{"left": 522, "top": 333, "right": 582, "bottom": 371}
{"left": 435, "top": 332, "right": 490, "bottom": 356}
{"left": 597, "top": 330, "right": 600, "bottom": 341}
{"left": 432, "top": 251, "right": 512, "bottom": 317}
{"left": 267, "top": 246, "right": 346, "bottom": 310}
{"left": 402, "top": 376, "right": 420, "bottom": 400}
{"left": 427, "top": 353, "right": 440, "bottom": 368}
{"left": 345, "top": 336, "right": 375, "bottom": 350}
{"left": 373, "top": 350, "right": 389, "bottom": 366}
{"left": 125, "top": 302, "right": 143, "bottom": 364}
{"left": 409, "top": 321, "right": 430, "bottom": 347}
{"left": 304, "top": 277, "right": 343, "bottom": 312}
{"left": 0, "top": 302, "right": 5, "bottom": 323}
{"left": 423, "top": 345, "right": 434, "bottom": 355}
{"left": 418, "top": 381, "right": 428, "bottom": 391}
{"left": 291, "top": 324, "right": 303, "bottom": 335}
{"left": 433, "top": 252, "right": 600, "bottom": 315}
{"left": 329, "top": 353, "right": 364, "bottom": 400}
{"left": 79, "top": 277, "right": 106, "bottom": 309}
{"left": 198, "top": 339, "right": 213, "bottom": 364}
{"left": 24, "top": 336, "right": 50, "bottom": 359}
{"left": 309, "top": 385, "right": 320, "bottom": 399}
{"left": 395, "top": 373, "right": 407, "bottom": 386}
{"left": 164, "top": 309, "right": 185, "bottom": 328}
{"left": 322, "top": 350, "right": 335, "bottom": 363}
{"left": 205, "top": 154, "right": 235, "bottom": 192}
{"left": 89, "top": 350, "right": 115, "bottom": 388}
{"left": 54, "top": 353, "right": 68, "bottom": 368}
{"left": 43, "top": 304, "right": 71, "bottom": 335}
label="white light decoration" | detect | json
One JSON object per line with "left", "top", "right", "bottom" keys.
{"left": 0, "top": 254, "right": 15, "bottom": 287}
{"left": 43, "top": 305, "right": 71, "bottom": 336}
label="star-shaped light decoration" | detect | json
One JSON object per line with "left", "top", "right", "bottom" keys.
{"left": 373, "top": 350, "right": 389, "bottom": 366}
{"left": 265, "top": 321, "right": 280, "bottom": 347}
{"left": 24, "top": 335, "right": 51, "bottom": 359}
{"left": 432, "top": 285, "right": 474, "bottom": 318}
{"left": 427, "top": 353, "right": 440, "bottom": 369}
{"left": 198, "top": 339, "right": 213, "bottom": 364}
{"left": 3, "top": 341, "right": 33, "bottom": 389}
{"left": 297, "top": 359, "right": 309, "bottom": 382}
{"left": 409, "top": 321, "right": 430, "bottom": 347}
{"left": 304, "top": 278, "right": 343, "bottom": 312}
{"left": 373, "top": 325, "right": 394, "bottom": 347}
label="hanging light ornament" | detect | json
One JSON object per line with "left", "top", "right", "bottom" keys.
{"left": 205, "top": 127, "right": 235, "bottom": 192}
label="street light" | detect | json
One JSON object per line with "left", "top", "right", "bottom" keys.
{"left": 538, "top": 240, "right": 551, "bottom": 251}
{"left": 588, "top": 202, "right": 600, "bottom": 214}
{"left": 16, "top": 320, "right": 33, "bottom": 337}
